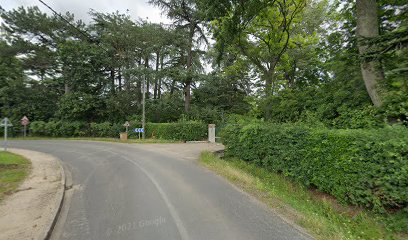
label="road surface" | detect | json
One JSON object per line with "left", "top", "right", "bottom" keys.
{"left": 10, "top": 140, "right": 312, "bottom": 240}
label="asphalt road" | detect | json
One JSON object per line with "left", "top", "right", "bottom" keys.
{"left": 10, "top": 140, "right": 312, "bottom": 240}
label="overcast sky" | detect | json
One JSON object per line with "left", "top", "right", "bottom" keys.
{"left": 1, "top": 0, "right": 170, "bottom": 24}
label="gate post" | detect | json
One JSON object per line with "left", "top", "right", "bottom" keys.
{"left": 208, "top": 124, "right": 216, "bottom": 143}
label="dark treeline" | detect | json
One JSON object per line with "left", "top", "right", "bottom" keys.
{"left": 0, "top": 0, "right": 406, "bottom": 128}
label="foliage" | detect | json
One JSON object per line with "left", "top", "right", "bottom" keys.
{"left": 55, "top": 92, "right": 105, "bottom": 122}
{"left": 30, "top": 121, "right": 88, "bottom": 137}
{"left": 89, "top": 122, "right": 122, "bottom": 138}
{"left": 144, "top": 120, "right": 207, "bottom": 141}
{"left": 30, "top": 120, "right": 207, "bottom": 141}
{"left": 145, "top": 96, "right": 184, "bottom": 123}
{"left": 200, "top": 151, "right": 403, "bottom": 238}
{"left": 259, "top": 75, "right": 385, "bottom": 128}
{"left": 1, "top": 1, "right": 406, "bottom": 127}
{"left": 222, "top": 121, "right": 408, "bottom": 211}
{"left": 192, "top": 74, "right": 251, "bottom": 115}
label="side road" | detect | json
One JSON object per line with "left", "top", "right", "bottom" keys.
{"left": 0, "top": 149, "right": 65, "bottom": 240}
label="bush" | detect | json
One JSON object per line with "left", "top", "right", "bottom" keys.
{"left": 145, "top": 120, "right": 207, "bottom": 141}
{"left": 31, "top": 121, "right": 87, "bottom": 137}
{"left": 222, "top": 122, "right": 408, "bottom": 211}
{"left": 30, "top": 121, "right": 47, "bottom": 136}
{"left": 89, "top": 122, "right": 122, "bottom": 138}
{"left": 331, "top": 105, "right": 384, "bottom": 129}
{"left": 29, "top": 120, "right": 207, "bottom": 141}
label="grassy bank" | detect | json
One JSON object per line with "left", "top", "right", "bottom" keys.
{"left": 0, "top": 151, "right": 31, "bottom": 201}
{"left": 199, "top": 151, "right": 405, "bottom": 240}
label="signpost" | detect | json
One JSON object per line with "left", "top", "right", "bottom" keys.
{"left": 1, "top": 118, "right": 13, "bottom": 151}
{"left": 21, "top": 116, "right": 30, "bottom": 138}
{"left": 120, "top": 121, "right": 130, "bottom": 141}
{"left": 134, "top": 128, "right": 144, "bottom": 139}
{"left": 123, "top": 121, "right": 130, "bottom": 133}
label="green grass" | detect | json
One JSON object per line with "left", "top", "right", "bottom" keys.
{"left": 0, "top": 151, "right": 31, "bottom": 201}
{"left": 199, "top": 151, "right": 406, "bottom": 240}
{"left": 10, "top": 137, "right": 180, "bottom": 144}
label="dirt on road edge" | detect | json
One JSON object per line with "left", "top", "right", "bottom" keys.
{"left": 0, "top": 149, "right": 65, "bottom": 240}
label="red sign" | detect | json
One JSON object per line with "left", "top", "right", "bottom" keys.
{"left": 21, "top": 116, "right": 30, "bottom": 126}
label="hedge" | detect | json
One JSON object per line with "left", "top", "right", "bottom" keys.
{"left": 222, "top": 122, "right": 408, "bottom": 211}
{"left": 143, "top": 121, "right": 207, "bottom": 141}
{"left": 30, "top": 120, "right": 207, "bottom": 141}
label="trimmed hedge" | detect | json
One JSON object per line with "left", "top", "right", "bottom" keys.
{"left": 30, "top": 121, "right": 88, "bottom": 137}
{"left": 222, "top": 122, "right": 408, "bottom": 211}
{"left": 144, "top": 121, "right": 207, "bottom": 141}
{"left": 30, "top": 120, "right": 207, "bottom": 141}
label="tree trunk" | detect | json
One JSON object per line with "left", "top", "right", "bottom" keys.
{"left": 64, "top": 83, "right": 70, "bottom": 94}
{"left": 110, "top": 69, "right": 115, "bottom": 94}
{"left": 356, "top": 0, "right": 384, "bottom": 107}
{"left": 184, "top": 24, "right": 195, "bottom": 112}
{"left": 144, "top": 57, "right": 150, "bottom": 99}
{"left": 284, "top": 60, "right": 296, "bottom": 88}
{"left": 118, "top": 68, "right": 122, "bottom": 91}
{"left": 158, "top": 54, "right": 164, "bottom": 99}
{"left": 136, "top": 58, "right": 142, "bottom": 104}
{"left": 154, "top": 51, "right": 160, "bottom": 99}
{"left": 170, "top": 79, "right": 176, "bottom": 96}
{"left": 264, "top": 69, "right": 275, "bottom": 96}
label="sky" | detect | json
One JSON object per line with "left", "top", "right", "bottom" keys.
{"left": 1, "top": 0, "right": 170, "bottom": 24}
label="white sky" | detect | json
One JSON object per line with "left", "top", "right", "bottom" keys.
{"left": 0, "top": 0, "right": 170, "bottom": 24}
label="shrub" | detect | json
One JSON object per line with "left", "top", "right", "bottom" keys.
{"left": 29, "top": 120, "right": 207, "bottom": 141}
{"left": 89, "top": 122, "right": 122, "bottom": 138}
{"left": 30, "top": 121, "right": 88, "bottom": 137}
{"left": 222, "top": 122, "right": 408, "bottom": 211}
{"left": 30, "top": 121, "right": 47, "bottom": 136}
{"left": 145, "top": 120, "right": 207, "bottom": 141}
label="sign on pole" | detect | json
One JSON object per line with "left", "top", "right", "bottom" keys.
{"left": 21, "top": 116, "right": 30, "bottom": 138}
{"left": 123, "top": 121, "right": 130, "bottom": 133}
{"left": 134, "top": 128, "right": 144, "bottom": 133}
{"left": 1, "top": 118, "right": 13, "bottom": 151}
{"left": 134, "top": 128, "right": 144, "bottom": 139}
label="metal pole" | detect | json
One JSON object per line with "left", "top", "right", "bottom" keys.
{"left": 24, "top": 125, "right": 26, "bottom": 138}
{"left": 142, "top": 76, "right": 146, "bottom": 140}
{"left": 4, "top": 124, "right": 7, "bottom": 151}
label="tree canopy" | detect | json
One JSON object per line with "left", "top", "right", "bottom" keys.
{"left": 0, "top": 0, "right": 406, "bottom": 127}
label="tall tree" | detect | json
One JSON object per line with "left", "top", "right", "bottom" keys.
{"left": 149, "top": 0, "right": 207, "bottom": 112}
{"left": 199, "top": 0, "right": 306, "bottom": 95}
{"left": 356, "top": 0, "right": 384, "bottom": 107}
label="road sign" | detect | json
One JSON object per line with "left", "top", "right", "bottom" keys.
{"left": 123, "top": 121, "right": 130, "bottom": 133}
{"left": 134, "top": 128, "right": 144, "bottom": 140}
{"left": 1, "top": 118, "right": 13, "bottom": 151}
{"left": 0, "top": 118, "right": 12, "bottom": 127}
{"left": 21, "top": 116, "right": 30, "bottom": 138}
{"left": 134, "top": 128, "right": 144, "bottom": 133}
{"left": 21, "top": 116, "right": 29, "bottom": 126}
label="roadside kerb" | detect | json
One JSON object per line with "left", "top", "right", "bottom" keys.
{"left": 6, "top": 149, "right": 66, "bottom": 240}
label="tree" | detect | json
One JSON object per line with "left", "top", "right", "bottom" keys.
{"left": 149, "top": 0, "right": 207, "bottom": 112}
{"left": 200, "top": 0, "right": 306, "bottom": 95}
{"left": 356, "top": 0, "right": 384, "bottom": 107}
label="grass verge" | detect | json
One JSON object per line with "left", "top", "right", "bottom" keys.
{"left": 10, "top": 137, "right": 180, "bottom": 144}
{"left": 0, "top": 151, "right": 31, "bottom": 201}
{"left": 199, "top": 151, "right": 405, "bottom": 240}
